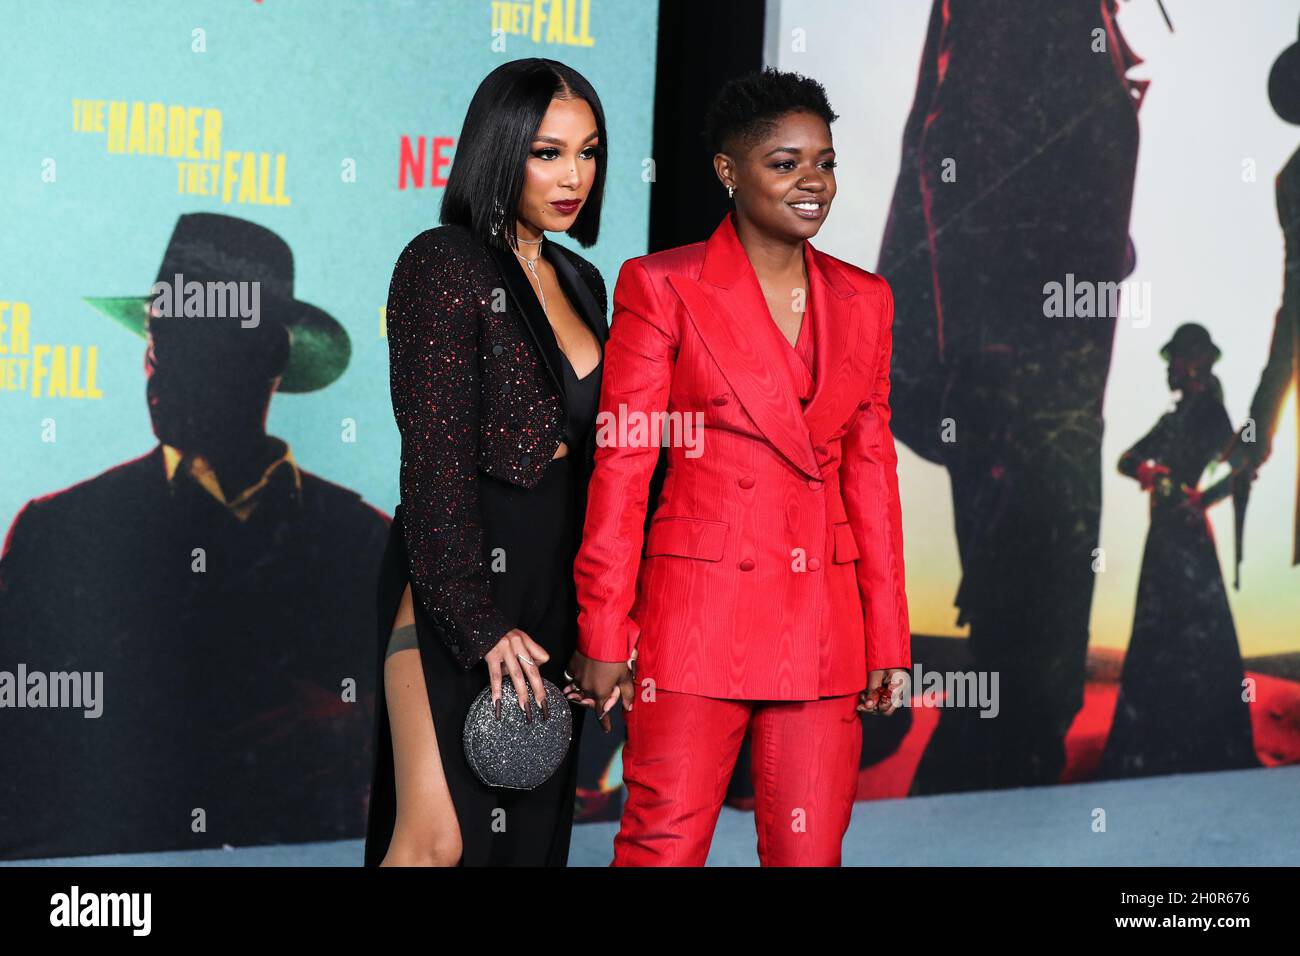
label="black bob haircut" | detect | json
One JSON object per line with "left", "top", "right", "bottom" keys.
{"left": 702, "top": 67, "right": 839, "bottom": 157}
{"left": 441, "top": 58, "right": 607, "bottom": 250}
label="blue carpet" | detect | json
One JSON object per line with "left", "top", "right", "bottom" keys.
{"left": 5, "top": 765, "right": 1295, "bottom": 866}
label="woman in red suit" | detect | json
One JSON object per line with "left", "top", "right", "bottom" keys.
{"left": 565, "top": 68, "right": 911, "bottom": 866}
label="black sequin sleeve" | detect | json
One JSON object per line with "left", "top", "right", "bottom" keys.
{"left": 386, "top": 228, "right": 513, "bottom": 669}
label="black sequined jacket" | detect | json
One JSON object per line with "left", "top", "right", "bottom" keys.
{"left": 384, "top": 224, "right": 608, "bottom": 669}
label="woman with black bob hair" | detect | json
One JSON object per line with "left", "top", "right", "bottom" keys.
{"left": 364, "top": 58, "right": 609, "bottom": 867}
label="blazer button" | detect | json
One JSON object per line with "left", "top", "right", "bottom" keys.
{"left": 520, "top": 453, "right": 532, "bottom": 467}
{"left": 502, "top": 381, "right": 512, "bottom": 393}
{"left": 858, "top": 400, "right": 869, "bottom": 410}
{"left": 712, "top": 394, "right": 728, "bottom": 405}
{"left": 814, "top": 444, "right": 829, "bottom": 458}
{"left": 738, "top": 558, "right": 755, "bottom": 571}
{"left": 738, "top": 476, "right": 755, "bottom": 489}
{"left": 492, "top": 344, "right": 504, "bottom": 356}
{"left": 808, "top": 478, "right": 823, "bottom": 490}
{"left": 808, "top": 557, "right": 822, "bottom": 571}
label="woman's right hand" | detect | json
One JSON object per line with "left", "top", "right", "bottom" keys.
{"left": 1135, "top": 458, "right": 1170, "bottom": 491}
{"left": 483, "top": 628, "right": 551, "bottom": 721}
{"left": 564, "top": 650, "right": 634, "bottom": 733}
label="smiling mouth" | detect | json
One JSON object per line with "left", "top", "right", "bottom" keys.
{"left": 788, "top": 200, "right": 825, "bottom": 217}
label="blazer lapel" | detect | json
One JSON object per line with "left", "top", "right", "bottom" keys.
{"left": 544, "top": 240, "right": 609, "bottom": 349}
{"left": 487, "top": 239, "right": 608, "bottom": 401}
{"left": 543, "top": 241, "right": 608, "bottom": 472}
{"left": 487, "top": 241, "right": 567, "bottom": 396}
{"left": 802, "top": 240, "right": 871, "bottom": 444}
{"left": 667, "top": 212, "right": 820, "bottom": 478}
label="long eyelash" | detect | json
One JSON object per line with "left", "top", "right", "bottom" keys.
{"left": 771, "top": 160, "right": 837, "bottom": 170}
{"left": 531, "top": 145, "right": 604, "bottom": 159}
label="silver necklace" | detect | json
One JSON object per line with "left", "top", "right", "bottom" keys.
{"left": 514, "top": 237, "right": 546, "bottom": 315}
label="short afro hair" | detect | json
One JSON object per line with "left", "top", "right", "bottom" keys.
{"left": 703, "top": 67, "right": 839, "bottom": 156}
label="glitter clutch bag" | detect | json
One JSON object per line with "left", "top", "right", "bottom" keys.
{"left": 462, "top": 678, "right": 573, "bottom": 790}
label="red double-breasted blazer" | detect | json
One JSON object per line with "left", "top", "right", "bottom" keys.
{"left": 574, "top": 211, "right": 910, "bottom": 700}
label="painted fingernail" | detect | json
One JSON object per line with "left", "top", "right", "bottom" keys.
{"left": 495, "top": 698, "right": 502, "bottom": 721}
{"left": 541, "top": 699, "right": 550, "bottom": 721}
{"left": 525, "top": 700, "right": 533, "bottom": 724}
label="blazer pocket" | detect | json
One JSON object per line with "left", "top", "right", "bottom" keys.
{"left": 644, "top": 515, "right": 727, "bottom": 562}
{"left": 833, "top": 522, "right": 860, "bottom": 564}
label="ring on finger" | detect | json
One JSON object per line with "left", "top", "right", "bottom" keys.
{"left": 517, "top": 653, "right": 535, "bottom": 668}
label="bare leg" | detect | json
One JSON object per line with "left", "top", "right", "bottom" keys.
{"left": 379, "top": 582, "right": 463, "bottom": 867}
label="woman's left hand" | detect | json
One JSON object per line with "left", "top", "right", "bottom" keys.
{"left": 858, "top": 668, "right": 908, "bottom": 716}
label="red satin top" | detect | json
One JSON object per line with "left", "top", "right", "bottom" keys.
{"left": 782, "top": 300, "right": 816, "bottom": 403}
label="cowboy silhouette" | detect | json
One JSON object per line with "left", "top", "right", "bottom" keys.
{"left": 877, "top": 0, "right": 1145, "bottom": 792}
{"left": 0, "top": 213, "right": 388, "bottom": 859}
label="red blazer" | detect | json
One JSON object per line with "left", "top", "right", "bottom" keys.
{"left": 574, "top": 211, "right": 910, "bottom": 700}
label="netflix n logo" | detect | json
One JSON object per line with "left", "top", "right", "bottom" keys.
{"left": 398, "top": 135, "right": 455, "bottom": 190}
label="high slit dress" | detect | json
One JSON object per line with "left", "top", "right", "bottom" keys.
{"left": 364, "top": 229, "right": 606, "bottom": 867}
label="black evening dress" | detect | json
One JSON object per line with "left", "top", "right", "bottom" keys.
{"left": 1097, "top": 386, "right": 1261, "bottom": 778}
{"left": 364, "top": 228, "right": 606, "bottom": 867}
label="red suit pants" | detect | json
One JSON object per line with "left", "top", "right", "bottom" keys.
{"left": 612, "top": 688, "right": 862, "bottom": 866}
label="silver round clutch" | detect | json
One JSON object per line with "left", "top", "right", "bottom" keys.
{"left": 463, "top": 677, "right": 572, "bottom": 790}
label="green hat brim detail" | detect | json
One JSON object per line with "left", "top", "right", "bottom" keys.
{"left": 84, "top": 295, "right": 349, "bottom": 393}
{"left": 278, "top": 301, "right": 352, "bottom": 394}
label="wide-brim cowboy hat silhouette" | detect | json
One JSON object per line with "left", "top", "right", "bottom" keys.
{"left": 84, "top": 212, "right": 350, "bottom": 393}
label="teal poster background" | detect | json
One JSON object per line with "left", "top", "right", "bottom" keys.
{"left": 0, "top": 0, "right": 657, "bottom": 858}
{"left": 0, "top": 0, "right": 657, "bottom": 526}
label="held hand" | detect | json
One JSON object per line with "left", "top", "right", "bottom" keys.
{"left": 858, "top": 667, "right": 908, "bottom": 716}
{"left": 483, "top": 628, "right": 551, "bottom": 722}
{"left": 563, "top": 649, "right": 634, "bottom": 733}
